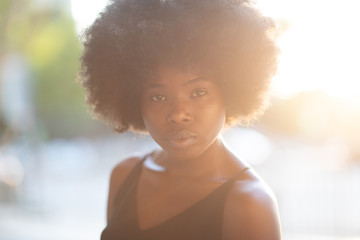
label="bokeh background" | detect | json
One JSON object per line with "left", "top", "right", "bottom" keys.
{"left": 1, "top": 0, "right": 359, "bottom": 239}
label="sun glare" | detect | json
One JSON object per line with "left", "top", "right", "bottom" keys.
{"left": 257, "top": 0, "right": 360, "bottom": 101}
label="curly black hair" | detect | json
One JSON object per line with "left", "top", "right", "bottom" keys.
{"left": 79, "top": 0, "right": 279, "bottom": 133}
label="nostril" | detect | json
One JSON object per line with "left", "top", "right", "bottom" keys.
{"left": 167, "top": 99, "right": 193, "bottom": 123}
{"left": 168, "top": 110, "right": 192, "bottom": 123}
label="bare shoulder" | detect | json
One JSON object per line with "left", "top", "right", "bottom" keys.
{"left": 222, "top": 169, "right": 282, "bottom": 240}
{"left": 110, "top": 154, "right": 143, "bottom": 185}
{"left": 106, "top": 154, "right": 144, "bottom": 223}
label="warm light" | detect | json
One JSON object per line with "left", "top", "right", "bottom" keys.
{"left": 257, "top": 0, "right": 360, "bottom": 101}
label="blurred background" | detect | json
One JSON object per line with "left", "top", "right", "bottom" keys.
{"left": 0, "top": 0, "right": 359, "bottom": 239}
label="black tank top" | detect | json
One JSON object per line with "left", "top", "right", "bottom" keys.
{"left": 101, "top": 155, "right": 249, "bottom": 240}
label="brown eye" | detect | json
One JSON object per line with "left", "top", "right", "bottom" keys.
{"left": 191, "top": 88, "right": 208, "bottom": 98}
{"left": 151, "top": 95, "right": 166, "bottom": 102}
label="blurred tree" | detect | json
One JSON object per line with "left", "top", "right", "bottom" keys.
{"left": 262, "top": 91, "right": 360, "bottom": 162}
{"left": 1, "top": 0, "right": 106, "bottom": 140}
{"left": 263, "top": 92, "right": 344, "bottom": 139}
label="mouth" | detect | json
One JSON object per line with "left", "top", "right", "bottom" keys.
{"left": 166, "top": 130, "right": 197, "bottom": 149}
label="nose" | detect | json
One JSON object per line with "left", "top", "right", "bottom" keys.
{"left": 167, "top": 99, "right": 192, "bottom": 124}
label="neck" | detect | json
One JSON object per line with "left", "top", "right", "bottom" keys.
{"left": 155, "top": 138, "right": 230, "bottom": 178}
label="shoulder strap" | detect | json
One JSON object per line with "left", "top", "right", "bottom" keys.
{"left": 229, "top": 167, "right": 250, "bottom": 182}
{"left": 111, "top": 153, "right": 149, "bottom": 209}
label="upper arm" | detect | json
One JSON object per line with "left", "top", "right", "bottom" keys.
{"left": 222, "top": 178, "right": 282, "bottom": 240}
{"left": 106, "top": 156, "right": 141, "bottom": 223}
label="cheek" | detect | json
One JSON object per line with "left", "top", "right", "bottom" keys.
{"left": 141, "top": 103, "right": 164, "bottom": 131}
{"left": 198, "top": 99, "right": 226, "bottom": 127}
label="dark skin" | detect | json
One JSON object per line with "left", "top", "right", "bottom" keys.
{"left": 106, "top": 67, "right": 281, "bottom": 240}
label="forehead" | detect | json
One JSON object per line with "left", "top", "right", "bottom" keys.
{"left": 145, "top": 66, "right": 213, "bottom": 88}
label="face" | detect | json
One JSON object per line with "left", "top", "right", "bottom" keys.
{"left": 141, "top": 66, "right": 226, "bottom": 160}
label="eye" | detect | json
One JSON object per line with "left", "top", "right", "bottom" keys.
{"left": 191, "top": 88, "right": 208, "bottom": 98}
{"left": 151, "top": 94, "right": 166, "bottom": 102}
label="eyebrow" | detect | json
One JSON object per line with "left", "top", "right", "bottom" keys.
{"left": 145, "top": 77, "right": 207, "bottom": 89}
{"left": 184, "top": 77, "right": 207, "bottom": 86}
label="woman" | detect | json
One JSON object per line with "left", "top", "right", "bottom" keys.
{"left": 79, "top": 0, "right": 281, "bottom": 239}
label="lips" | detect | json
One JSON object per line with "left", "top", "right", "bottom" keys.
{"left": 166, "top": 130, "right": 197, "bottom": 149}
